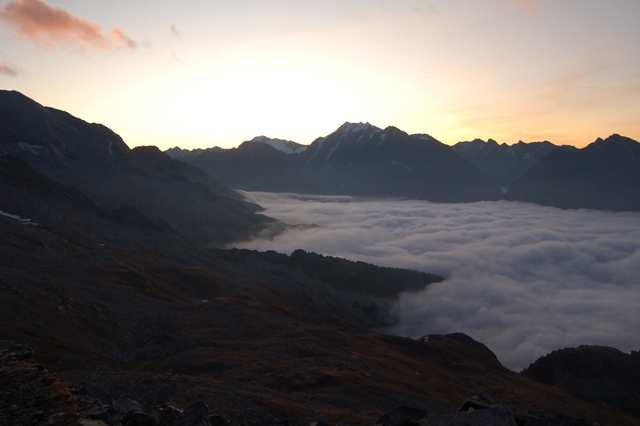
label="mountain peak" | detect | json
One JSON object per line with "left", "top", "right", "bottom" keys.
{"left": 338, "top": 122, "right": 382, "bottom": 134}
{"left": 588, "top": 134, "right": 639, "bottom": 152}
{"left": 248, "top": 135, "right": 307, "bottom": 154}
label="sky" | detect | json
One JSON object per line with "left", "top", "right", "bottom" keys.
{"left": 1, "top": 0, "right": 639, "bottom": 150}
{"left": 236, "top": 192, "right": 640, "bottom": 371}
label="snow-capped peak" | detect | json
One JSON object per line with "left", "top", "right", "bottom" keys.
{"left": 250, "top": 136, "right": 307, "bottom": 154}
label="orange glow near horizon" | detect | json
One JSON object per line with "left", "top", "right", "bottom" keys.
{"left": 1, "top": 1, "right": 638, "bottom": 150}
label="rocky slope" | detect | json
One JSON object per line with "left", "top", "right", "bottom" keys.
{"left": 2, "top": 92, "right": 640, "bottom": 424}
{"left": 0, "top": 135, "right": 638, "bottom": 425}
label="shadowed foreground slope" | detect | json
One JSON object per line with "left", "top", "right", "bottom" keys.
{"left": 1, "top": 156, "right": 639, "bottom": 425}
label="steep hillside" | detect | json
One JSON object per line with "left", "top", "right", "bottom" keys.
{"left": 300, "top": 123, "right": 503, "bottom": 201}
{"left": 0, "top": 90, "right": 271, "bottom": 246}
{"left": 505, "top": 134, "right": 640, "bottom": 211}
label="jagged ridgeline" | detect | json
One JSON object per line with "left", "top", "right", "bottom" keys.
{"left": 172, "top": 122, "right": 504, "bottom": 202}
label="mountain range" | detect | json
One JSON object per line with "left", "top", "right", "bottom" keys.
{"left": 170, "top": 122, "right": 504, "bottom": 202}
{"left": 505, "top": 134, "right": 640, "bottom": 211}
{"left": 169, "top": 122, "right": 640, "bottom": 212}
{"left": 451, "top": 138, "right": 561, "bottom": 191}
{"left": 1, "top": 90, "right": 640, "bottom": 425}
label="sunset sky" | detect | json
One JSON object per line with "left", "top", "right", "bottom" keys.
{"left": 1, "top": 0, "right": 639, "bottom": 150}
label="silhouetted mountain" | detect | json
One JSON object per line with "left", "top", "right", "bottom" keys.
{"left": 302, "top": 122, "right": 503, "bottom": 201}
{"left": 452, "top": 138, "right": 561, "bottom": 190}
{"left": 523, "top": 345, "right": 640, "bottom": 417}
{"left": 164, "top": 146, "right": 212, "bottom": 158}
{"left": 0, "top": 90, "right": 271, "bottom": 245}
{"left": 178, "top": 138, "right": 319, "bottom": 193}
{"left": 505, "top": 134, "right": 640, "bottom": 211}
{"left": 171, "top": 122, "right": 504, "bottom": 202}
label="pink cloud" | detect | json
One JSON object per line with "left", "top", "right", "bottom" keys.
{"left": 0, "top": 61, "right": 23, "bottom": 77}
{"left": 507, "top": 0, "right": 539, "bottom": 17}
{"left": 0, "top": 0, "right": 137, "bottom": 52}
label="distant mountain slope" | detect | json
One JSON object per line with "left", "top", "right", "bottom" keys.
{"left": 250, "top": 135, "right": 308, "bottom": 154}
{"left": 172, "top": 122, "right": 504, "bottom": 202}
{"left": 300, "top": 122, "right": 503, "bottom": 201}
{"left": 179, "top": 139, "right": 318, "bottom": 193}
{"left": 505, "top": 134, "right": 640, "bottom": 211}
{"left": 452, "top": 138, "right": 561, "bottom": 190}
{"left": 0, "top": 90, "right": 271, "bottom": 246}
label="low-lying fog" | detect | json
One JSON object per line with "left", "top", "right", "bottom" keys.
{"left": 236, "top": 191, "right": 640, "bottom": 371}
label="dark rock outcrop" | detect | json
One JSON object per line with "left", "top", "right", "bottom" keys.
{"left": 522, "top": 345, "right": 640, "bottom": 417}
{"left": 376, "top": 405, "right": 429, "bottom": 425}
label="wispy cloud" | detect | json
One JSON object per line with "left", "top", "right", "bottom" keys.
{"left": 412, "top": 3, "right": 438, "bottom": 15}
{"left": 507, "top": 0, "right": 540, "bottom": 17}
{"left": 0, "top": 61, "right": 23, "bottom": 77}
{"left": 169, "top": 23, "right": 179, "bottom": 38}
{"left": 0, "top": 0, "right": 137, "bottom": 52}
{"left": 236, "top": 192, "right": 640, "bottom": 371}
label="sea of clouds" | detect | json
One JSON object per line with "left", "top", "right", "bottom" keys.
{"left": 235, "top": 191, "right": 640, "bottom": 371}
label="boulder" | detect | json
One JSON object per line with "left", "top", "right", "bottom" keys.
{"left": 376, "top": 406, "right": 429, "bottom": 426}
{"left": 172, "top": 400, "right": 212, "bottom": 426}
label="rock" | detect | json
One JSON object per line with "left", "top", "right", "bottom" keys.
{"left": 107, "top": 398, "right": 144, "bottom": 424}
{"left": 80, "top": 400, "right": 109, "bottom": 421}
{"left": 121, "top": 410, "right": 158, "bottom": 426}
{"left": 422, "top": 405, "right": 518, "bottom": 426}
{"left": 376, "top": 406, "right": 429, "bottom": 426}
{"left": 209, "top": 414, "right": 230, "bottom": 425}
{"left": 457, "top": 393, "right": 496, "bottom": 412}
{"left": 0, "top": 342, "right": 34, "bottom": 364}
{"left": 158, "top": 404, "right": 182, "bottom": 425}
{"left": 172, "top": 400, "right": 212, "bottom": 426}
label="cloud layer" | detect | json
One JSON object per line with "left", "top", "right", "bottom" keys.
{"left": 236, "top": 192, "right": 640, "bottom": 370}
{"left": 0, "top": 0, "right": 136, "bottom": 51}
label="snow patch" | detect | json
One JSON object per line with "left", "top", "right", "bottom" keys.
{"left": 251, "top": 136, "right": 307, "bottom": 154}
{"left": 17, "top": 142, "right": 42, "bottom": 155}
{"left": 342, "top": 122, "right": 382, "bottom": 134}
{"left": 326, "top": 141, "right": 340, "bottom": 162}
{"left": 0, "top": 210, "right": 38, "bottom": 225}
{"left": 307, "top": 138, "right": 326, "bottom": 162}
